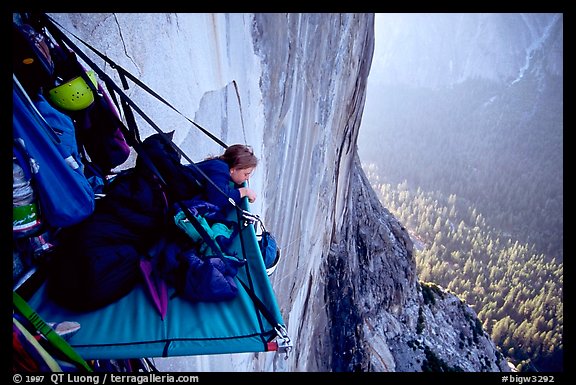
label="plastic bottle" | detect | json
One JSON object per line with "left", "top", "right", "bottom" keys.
{"left": 13, "top": 157, "right": 41, "bottom": 235}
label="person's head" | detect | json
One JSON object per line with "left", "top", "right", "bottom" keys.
{"left": 220, "top": 144, "right": 258, "bottom": 184}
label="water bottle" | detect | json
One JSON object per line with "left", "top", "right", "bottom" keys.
{"left": 13, "top": 157, "right": 41, "bottom": 235}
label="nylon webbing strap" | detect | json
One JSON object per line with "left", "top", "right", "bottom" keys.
{"left": 13, "top": 317, "right": 62, "bottom": 371}
{"left": 44, "top": 21, "right": 137, "bottom": 149}
{"left": 13, "top": 291, "right": 93, "bottom": 372}
{"left": 178, "top": 203, "right": 282, "bottom": 331}
{"left": 236, "top": 278, "right": 280, "bottom": 333}
{"left": 42, "top": 14, "right": 240, "bottom": 214}
{"left": 176, "top": 202, "right": 227, "bottom": 260}
{"left": 45, "top": 14, "right": 228, "bottom": 150}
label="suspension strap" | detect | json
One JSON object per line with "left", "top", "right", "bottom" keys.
{"left": 41, "top": 14, "right": 245, "bottom": 216}
{"left": 126, "top": 137, "right": 287, "bottom": 348}
{"left": 44, "top": 14, "right": 228, "bottom": 150}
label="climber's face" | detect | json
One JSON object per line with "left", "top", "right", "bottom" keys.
{"left": 230, "top": 167, "right": 254, "bottom": 185}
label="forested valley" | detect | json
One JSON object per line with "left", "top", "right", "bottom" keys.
{"left": 359, "top": 73, "right": 563, "bottom": 371}
{"left": 364, "top": 167, "right": 562, "bottom": 372}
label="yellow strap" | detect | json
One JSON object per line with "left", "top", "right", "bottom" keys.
{"left": 13, "top": 291, "right": 93, "bottom": 371}
{"left": 13, "top": 317, "right": 63, "bottom": 372}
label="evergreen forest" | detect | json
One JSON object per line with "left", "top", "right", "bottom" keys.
{"left": 364, "top": 168, "right": 562, "bottom": 372}
{"left": 359, "top": 70, "right": 563, "bottom": 371}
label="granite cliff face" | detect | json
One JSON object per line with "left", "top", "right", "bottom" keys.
{"left": 46, "top": 13, "right": 510, "bottom": 372}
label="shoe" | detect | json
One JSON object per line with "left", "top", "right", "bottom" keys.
{"left": 48, "top": 321, "right": 81, "bottom": 341}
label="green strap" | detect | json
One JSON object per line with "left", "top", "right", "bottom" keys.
{"left": 13, "top": 291, "right": 93, "bottom": 372}
{"left": 13, "top": 317, "right": 63, "bottom": 372}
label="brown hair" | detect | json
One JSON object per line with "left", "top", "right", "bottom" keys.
{"left": 219, "top": 144, "right": 258, "bottom": 170}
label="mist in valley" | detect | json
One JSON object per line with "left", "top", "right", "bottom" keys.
{"left": 358, "top": 13, "right": 563, "bottom": 372}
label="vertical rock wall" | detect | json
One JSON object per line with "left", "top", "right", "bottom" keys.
{"left": 252, "top": 13, "right": 376, "bottom": 371}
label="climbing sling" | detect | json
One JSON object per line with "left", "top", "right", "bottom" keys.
{"left": 13, "top": 291, "right": 93, "bottom": 372}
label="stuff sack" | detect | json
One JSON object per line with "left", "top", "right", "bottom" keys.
{"left": 13, "top": 76, "right": 95, "bottom": 229}
{"left": 69, "top": 85, "right": 131, "bottom": 174}
{"left": 176, "top": 251, "right": 243, "bottom": 303}
{"left": 255, "top": 218, "right": 280, "bottom": 273}
{"left": 48, "top": 45, "right": 131, "bottom": 174}
{"left": 259, "top": 231, "right": 279, "bottom": 269}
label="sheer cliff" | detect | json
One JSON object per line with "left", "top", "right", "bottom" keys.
{"left": 46, "top": 12, "right": 510, "bottom": 372}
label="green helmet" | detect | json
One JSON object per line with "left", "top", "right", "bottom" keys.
{"left": 49, "top": 70, "right": 98, "bottom": 111}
